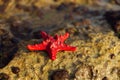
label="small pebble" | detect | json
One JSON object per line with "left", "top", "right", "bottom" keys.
{"left": 109, "top": 53, "right": 115, "bottom": 59}
{"left": 11, "top": 66, "right": 20, "bottom": 74}
{"left": 0, "top": 73, "right": 9, "bottom": 80}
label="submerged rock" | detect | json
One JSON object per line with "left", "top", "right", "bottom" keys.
{"left": 8, "top": 18, "right": 32, "bottom": 40}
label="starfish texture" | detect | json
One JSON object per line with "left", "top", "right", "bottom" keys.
{"left": 27, "top": 31, "right": 76, "bottom": 60}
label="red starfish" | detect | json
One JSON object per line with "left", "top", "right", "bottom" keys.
{"left": 27, "top": 31, "right": 76, "bottom": 60}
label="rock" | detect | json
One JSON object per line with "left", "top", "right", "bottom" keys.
{"left": 8, "top": 18, "right": 32, "bottom": 40}
{"left": 51, "top": 69, "right": 69, "bottom": 80}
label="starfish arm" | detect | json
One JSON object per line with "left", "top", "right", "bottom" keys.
{"left": 47, "top": 48, "right": 57, "bottom": 60}
{"left": 58, "top": 33, "right": 69, "bottom": 42}
{"left": 27, "top": 43, "right": 46, "bottom": 51}
{"left": 58, "top": 44, "right": 76, "bottom": 51}
{"left": 40, "top": 31, "right": 51, "bottom": 40}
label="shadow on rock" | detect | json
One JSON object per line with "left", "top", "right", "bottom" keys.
{"left": 0, "top": 29, "right": 18, "bottom": 68}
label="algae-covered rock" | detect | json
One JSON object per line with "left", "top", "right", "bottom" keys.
{"left": 0, "top": 1, "right": 120, "bottom": 80}
{"left": 0, "top": 31, "right": 120, "bottom": 80}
